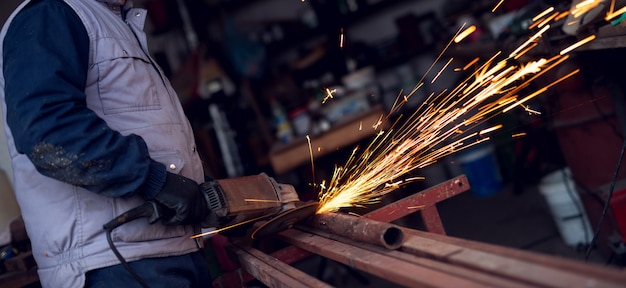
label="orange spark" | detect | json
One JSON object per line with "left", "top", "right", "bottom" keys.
{"left": 605, "top": 0, "right": 626, "bottom": 20}
{"left": 307, "top": 135, "right": 315, "bottom": 186}
{"left": 492, "top": 0, "right": 505, "bottom": 13}
{"left": 463, "top": 57, "right": 480, "bottom": 71}
{"left": 432, "top": 58, "right": 454, "bottom": 83}
{"left": 454, "top": 25, "right": 477, "bottom": 43}
{"left": 340, "top": 28, "right": 344, "bottom": 48}
{"left": 323, "top": 88, "right": 337, "bottom": 103}
{"left": 510, "top": 24, "right": 550, "bottom": 57}
{"left": 513, "top": 42, "right": 538, "bottom": 59}
{"left": 191, "top": 215, "right": 269, "bottom": 239}
{"left": 504, "top": 69, "right": 580, "bottom": 113}
{"left": 245, "top": 198, "right": 283, "bottom": 203}
{"left": 537, "top": 12, "right": 559, "bottom": 28}
{"left": 571, "top": 0, "right": 603, "bottom": 18}
{"left": 479, "top": 124, "right": 503, "bottom": 136}
{"left": 533, "top": 7, "right": 555, "bottom": 21}
{"left": 525, "top": 107, "right": 541, "bottom": 115}
{"left": 316, "top": 9, "right": 596, "bottom": 215}
{"left": 606, "top": 6, "right": 626, "bottom": 20}
{"left": 560, "top": 35, "right": 596, "bottom": 55}
{"left": 555, "top": 11, "right": 570, "bottom": 21}
{"left": 388, "top": 23, "right": 466, "bottom": 115}
{"left": 529, "top": 8, "right": 557, "bottom": 30}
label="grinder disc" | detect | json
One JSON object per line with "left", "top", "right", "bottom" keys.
{"left": 251, "top": 202, "right": 318, "bottom": 239}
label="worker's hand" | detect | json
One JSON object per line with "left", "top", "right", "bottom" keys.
{"left": 151, "top": 172, "right": 210, "bottom": 225}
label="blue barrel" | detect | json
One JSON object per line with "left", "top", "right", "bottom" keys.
{"left": 457, "top": 145, "right": 503, "bottom": 197}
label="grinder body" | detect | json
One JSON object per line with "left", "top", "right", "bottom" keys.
{"left": 200, "top": 173, "right": 299, "bottom": 228}
{"left": 103, "top": 173, "right": 301, "bottom": 236}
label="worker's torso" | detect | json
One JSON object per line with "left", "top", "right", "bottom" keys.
{"left": 0, "top": 1, "right": 204, "bottom": 287}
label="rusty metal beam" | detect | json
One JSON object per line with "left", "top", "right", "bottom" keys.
{"left": 364, "top": 175, "right": 470, "bottom": 235}
{"left": 213, "top": 242, "right": 315, "bottom": 287}
{"left": 406, "top": 229, "right": 626, "bottom": 285}
{"left": 283, "top": 224, "right": 626, "bottom": 288}
{"left": 269, "top": 245, "right": 313, "bottom": 265}
{"left": 421, "top": 206, "right": 446, "bottom": 234}
{"left": 213, "top": 244, "right": 316, "bottom": 288}
{"left": 226, "top": 243, "right": 332, "bottom": 288}
{"left": 400, "top": 232, "right": 626, "bottom": 288}
{"left": 310, "top": 212, "right": 404, "bottom": 249}
{"left": 277, "top": 228, "right": 492, "bottom": 288}
{"left": 296, "top": 225, "right": 534, "bottom": 288}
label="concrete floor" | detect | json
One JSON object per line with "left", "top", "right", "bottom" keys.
{"left": 437, "top": 183, "right": 603, "bottom": 262}
{"left": 272, "top": 183, "right": 616, "bottom": 287}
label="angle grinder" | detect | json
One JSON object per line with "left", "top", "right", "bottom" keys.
{"left": 103, "top": 173, "right": 317, "bottom": 238}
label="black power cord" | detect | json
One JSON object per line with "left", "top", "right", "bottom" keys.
{"left": 584, "top": 139, "right": 626, "bottom": 261}
{"left": 105, "top": 229, "right": 149, "bottom": 288}
{"left": 102, "top": 202, "right": 164, "bottom": 288}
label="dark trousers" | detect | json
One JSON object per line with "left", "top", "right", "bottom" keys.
{"left": 85, "top": 251, "right": 211, "bottom": 288}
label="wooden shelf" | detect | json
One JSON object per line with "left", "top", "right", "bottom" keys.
{"left": 269, "top": 105, "right": 387, "bottom": 174}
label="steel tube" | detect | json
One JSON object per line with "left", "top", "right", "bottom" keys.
{"left": 309, "top": 212, "right": 404, "bottom": 249}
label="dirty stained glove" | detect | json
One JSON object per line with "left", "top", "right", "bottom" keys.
{"left": 151, "top": 172, "right": 210, "bottom": 225}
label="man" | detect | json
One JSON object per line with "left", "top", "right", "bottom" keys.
{"left": 0, "top": 0, "right": 212, "bottom": 287}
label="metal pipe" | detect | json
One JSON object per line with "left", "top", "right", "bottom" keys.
{"left": 309, "top": 212, "right": 404, "bottom": 250}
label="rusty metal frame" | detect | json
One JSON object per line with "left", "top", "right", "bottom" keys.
{"left": 224, "top": 243, "right": 331, "bottom": 288}
{"left": 211, "top": 175, "right": 626, "bottom": 287}
{"left": 363, "top": 175, "right": 470, "bottom": 234}
{"left": 276, "top": 226, "right": 626, "bottom": 287}
{"left": 212, "top": 175, "right": 470, "bottom": 287}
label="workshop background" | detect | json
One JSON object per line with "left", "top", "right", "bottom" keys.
{"left": 2, "top": 0, "right": 626, "bottom": 287}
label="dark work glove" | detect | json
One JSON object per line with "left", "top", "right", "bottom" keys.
{"left": 151, "top": 172, "right": 210, "bottom": 225}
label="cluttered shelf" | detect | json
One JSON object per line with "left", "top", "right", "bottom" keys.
{"left": 269, "top": 105, "right": 388, "bottom": 174}
{"left": 0, "top": 217, "right": 38, "bottom": 288}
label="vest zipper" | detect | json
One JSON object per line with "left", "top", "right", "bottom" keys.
{"left": 124, "top": 19, "right": 170, "bottom": 91}
{"left": 123, "top": 17, "right": 196, "bottom": 155}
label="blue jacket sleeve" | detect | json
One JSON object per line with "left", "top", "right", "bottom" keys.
{"left": 2, "top": 0, "right": 166, "bottom": 198}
